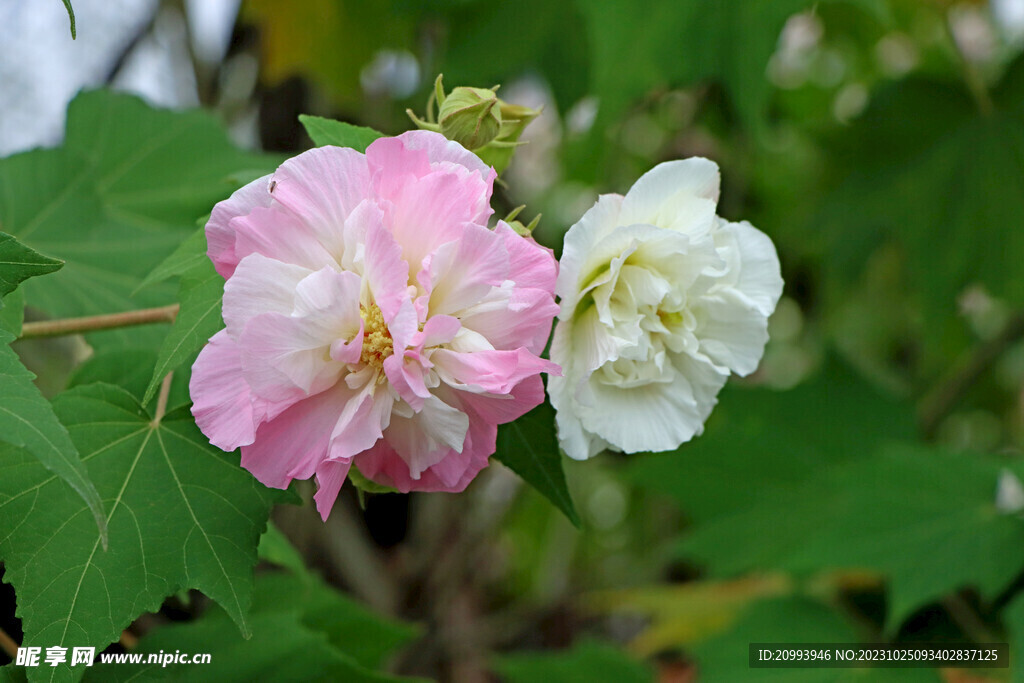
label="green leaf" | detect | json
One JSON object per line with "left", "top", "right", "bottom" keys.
{"left": 690, "top": 597, "right": 939, "bottom": 683}
{"left": 626, "top": 358, "right": 916, "bottom": 522}
{"left": 0, "top": 288, "right": 25, "bottom": 335}
{"left": 0, "top": 383, "right": 282, "bottom": 683}
{"left": 299, "top": 115, "right": 384, "bottom": 152}
{"left": 0, "top": 330, "right": 106, "bottom": 544}
{"left": 682, "top": 445, "right": 1024, "bottom": 628}
{"left": 494, "top": 401, "right": 580, "bottom": 527}
{"left": 579, "top": 0, "right": 881, "bottom": 134}
{"left": 133, "top": 227, "right": 209, "bottom": 293}
{"left": 91, "top": 571, "right": 422, "bottom": 683}
{"left": 0, "top": 90, "right": 278, "bottom": 349}
{"left": 68, "top": 348, "right": 193, "bottom": 411}
{"left": 819, "top": 68, "right": 1024, "bottom": 369}
{"left": 257, "top": 522, "right": 310, "bottom": 577}
{"left": 493, "top": 640, "right": 654, "bottom": 683}
{"left": 142, "top": 260, "right": 223, "bottom": 405}
{"left": 61, "top": 0, "right": 76, "bottom": 39}
{"left": 0, "top": 232, "right": 62, "bottom": 305}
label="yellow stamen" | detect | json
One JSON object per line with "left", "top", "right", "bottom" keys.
{"left": 359, "top": 303, "right": 393, "bottom": 371}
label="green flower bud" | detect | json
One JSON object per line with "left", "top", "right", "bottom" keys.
{"left": 438, "top": 86, "right": 502, "bottom": 150}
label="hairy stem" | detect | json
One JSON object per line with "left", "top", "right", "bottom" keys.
{"left": 19, "top": 304, "right": 179, "bottom": 340}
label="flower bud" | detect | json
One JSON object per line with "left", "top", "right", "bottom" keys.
{"left": 438, "top": 86, "right": 503, "bottom": 150}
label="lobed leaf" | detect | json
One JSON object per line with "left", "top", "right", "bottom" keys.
{"left": 0, "top": 383, "right": 282, "bottom": 683}
{"left": 0, "top": 331, "right": 106, "bottom": 544}
{"left": 0, "top": 90, "right": 278, "bottom": 350}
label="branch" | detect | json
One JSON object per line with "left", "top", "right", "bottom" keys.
{"left": 19, "top": 304, "right": 179, "bottom": 340}
{"left": 0, "top": 625, "right": 19, "bottom": 659}
{"left": 919, "top": 310, "right": 1024, "bottom": 437}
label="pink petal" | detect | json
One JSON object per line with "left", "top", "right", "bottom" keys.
{"left": 416, "top": 314, "right": 461, "bottom": 348}
{"left": 432, "top": 347, "right": 559, "bottom": 394}
{"left": 190, "top": 330, "right": 267, "bottom": 451}
{"left": 392, "top": 130, "right": 494, "bottom": 182}
{"left": 327, "top": 384, "right": 392, "bottom": 461}
{"left": 453, "top": 374, "right": 546, "bottom": 426}
{"left": 238, "top": 312, "right": 344, "bottom": 399}
{"left": 206, "top": 175, "right": 273, "bottom": 279}
{"left": 421, "top": 223, "right": 508, "bottom": 316}
{"left": 363, "top": 220, "right": 410, "bottom": 322}
{"left": 383, "top": 351, "right": 431, "bottom": 409}
{"left": 232, "top": 204, "right": 336, "bottom": 272}
{"left": 383, "top": 396, "right": 468, "bottom": 480}
{"left": 240, "top": 384, "right": 349, "bottom": 489}
{"left": 221, "top": 253, "right": 310, "bottom": 341}
{"left": 380, "top": 170, "right": 493, "bottom": 278}
{"left": 495, "top": 222, "right": 557, "bottom": 291}
{"left": 314, "top": 459, "right": 352, "bottom": 521}
{"left": 457, "top": 287, "right": 559, "bottom": 355}
{"left": 268, "top": 146, "right": 371, "bottom": 256}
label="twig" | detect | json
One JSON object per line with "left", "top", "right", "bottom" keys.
{"left": 151, "top": 373, "right": 174, "bottom": 427}
{"left": 19, "top": 304, "right": 179, "bottom": 340}
{"left": 0, "top": 625, "right": 19, "bottom": 659}
{"left": 919, "top": 311, "right": 1024, "bottom": 437}
{"left": 942, "top": 593, "right": 998, "bottom": 644}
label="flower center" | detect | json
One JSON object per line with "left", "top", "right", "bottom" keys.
{"left": 359, "top": 303, "right": 393, "bottom": 370}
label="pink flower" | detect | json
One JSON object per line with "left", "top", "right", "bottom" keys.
{"left": 190, "top": 131, "right": 559, "bottom": 519}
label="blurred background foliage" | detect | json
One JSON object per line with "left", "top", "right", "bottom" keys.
{"left": 4, "top": 0, "right": 1024, "bottom": 680}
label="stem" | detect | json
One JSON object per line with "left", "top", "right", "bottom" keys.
{"left": 942, "top": 593, "right": 998, "bottom": 644}
{"left": 0, "top": 625, "right": 18, "bottom": 659}
{"left": 919, "top": 310, "right": 1024, "bottom": 437}
{"left": 19, "top": 304, "right": 179, "bottom": 340}
{"left": 152, "top": 372, "right": 174, "bottom": 427}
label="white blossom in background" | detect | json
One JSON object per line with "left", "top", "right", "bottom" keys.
{"left": 549, "top": 158, "right": 783, "bottom": 460}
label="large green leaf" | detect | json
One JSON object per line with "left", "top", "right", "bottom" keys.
{"left": 0, "top": 90, "right": 278, "bottom": 349}
{"left": 818, "top": 65, "right": 1024, "bottom": 369}
{"left": 493, "top": 640, "right": 654, "bottom": 683}
{"left": 0, "top": 383, "right": 282, "bottom": 683}
{"left": 0, "top": 232, "right": 62, "bottom": 305}
{"left": 89, "top": 570, "right": 422, "bottom": 683}
{"left": 682, "top": 445, "right": 1024, "bottom": 628}
{"left": 626, "top": 358, "right": 916, "bottom": 522}
{"left": 494, "top": 401, "right": 580, "bottom": 527}
{"left": 142, "top": 260, "right": 223, "bottom": 406}
{"left": 0, "top": 331, "right": 105, "bottom": 542}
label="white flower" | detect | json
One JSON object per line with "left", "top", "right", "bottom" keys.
{"left": 549, "top": 158, "right": 783, "bottom": 460}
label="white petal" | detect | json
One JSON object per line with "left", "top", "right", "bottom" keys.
{"left": 555, "top": 193, "right": 624, "bottom": 310}
{"left": 619, "top": 158, "right": 720, "bottom": 235}
{"left": 718, "top": 220, "right": 783, "bottom": 317}
{"left": 580, "top": 354, "right": 728, "bottom": 454}
{"left": 692, "top": 291, "right": 770, "bottom": 377}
